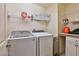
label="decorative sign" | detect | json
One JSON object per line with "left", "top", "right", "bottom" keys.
{"left": 20, "top": 11, "right": 32, "bottom": 22}
{"left": 28, "top": 16, "right": 31, "bottom": 18}
{"left": 21, "top": 11, "right": 27, "bottom": 18}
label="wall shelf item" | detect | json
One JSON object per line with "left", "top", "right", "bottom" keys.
{"left": 71, "top": 19, "right": 79, "bottom": 24}
{"left": 63, "top": 18, "right": 69, "bottom": 25}
{"left": 32, "top": 14, "right": 50, "bottom": 21}
{"left": 71, "top": 21, "right": 79, "bottom": 24}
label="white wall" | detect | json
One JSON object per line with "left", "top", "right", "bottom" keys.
{"left": 58, "top": 4, "right": 65, "bottom": 33}
{"left": 65, "top": 3, "right": 79, "bottom": 31}
{"left": 58, "top": 4, "right": 65, "bottom": 54}
{"left": 0, "top": 3, "right": 5, "bottom": 42}
{"left": 6, "top": 3, "right": 47, "bottom": 37}
{"left": 46, "top": 4, "right": 58, "bottom": 37}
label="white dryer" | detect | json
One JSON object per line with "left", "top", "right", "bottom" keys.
{"left": 32, "top": 32, "right": 53, "bottom": 56}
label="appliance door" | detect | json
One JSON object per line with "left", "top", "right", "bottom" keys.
{"left": 66, "top": 37, "right": 76, "bottom": 56}
{"left": 76, "top": 43, "right": 79, "bottom": 56}
{"left": 38, "top": 36, "right": 53, "bottom": 56}
{"left": 8, "top": 38, "right": 37, "bottom": 56}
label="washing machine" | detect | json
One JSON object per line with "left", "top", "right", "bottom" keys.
{"left": 7, "top": 31, "right": 37, "bottom": 56}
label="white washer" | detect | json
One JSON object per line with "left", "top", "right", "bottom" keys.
{"left": 7, "top": 31, "right": 37, "bottom": 56}
{"left": 32, "top": 32, "right": 53, "bottom": 56}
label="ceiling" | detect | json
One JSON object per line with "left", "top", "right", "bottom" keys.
{"left": 34, "top": 3, "right": 54, "bottom": 8}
